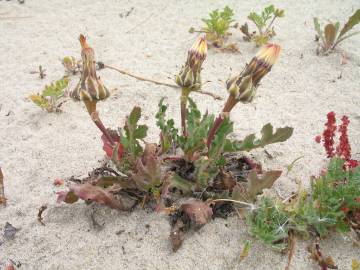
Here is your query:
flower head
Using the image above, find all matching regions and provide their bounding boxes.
[175,36,207,90]
[187,36,207,72]
[244,43,281,86]
[70,34,110,111]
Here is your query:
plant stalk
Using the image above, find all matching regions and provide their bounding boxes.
[91,111,115,146]
[206,94,237,149]
[0,167,6,205]
[180,87,191,136]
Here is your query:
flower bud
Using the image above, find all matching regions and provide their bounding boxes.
[226,75,255,103]
[187,36,207,72]
[70,34,110,103]
[175,36,207,90]
[243,43,281,87]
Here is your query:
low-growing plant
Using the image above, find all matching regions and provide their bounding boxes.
[240,5,284,47]
[29,78,69,112]
[247,112,359,255]
[314,9,360,55]
[55,34,293,251]
[189,6,238,50]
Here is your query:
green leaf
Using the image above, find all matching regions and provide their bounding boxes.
[134,125,148,139]
[129,106,141,126]
[42,78,69,98]
[155,98,179,153]
[232,170,282,202]
[208,117,233,161]
[338,9,360,39]
[231,124,293,152]
[194,157,219,189]
[201,6,234,38]
[313,17,325,44]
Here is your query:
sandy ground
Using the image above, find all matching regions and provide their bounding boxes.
[0,0,360,269]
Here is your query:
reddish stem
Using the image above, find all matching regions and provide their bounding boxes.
[206,95,237,149]
[91,111,115,146]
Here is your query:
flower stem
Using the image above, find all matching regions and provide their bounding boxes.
[206,94,237,149]
[180,87,191,136]
[91,111,115,146]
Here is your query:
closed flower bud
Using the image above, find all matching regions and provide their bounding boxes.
[237,75,255,103]
[187,36,207,72]
[243,43,281,87]
[226,75,255,103]
[175,36,207,91]
[70,34,110,103]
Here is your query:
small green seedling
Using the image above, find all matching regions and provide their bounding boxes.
[241,5,284,46]
[29,78,69,112]
[190,6,236,49]
[314,9,360,54]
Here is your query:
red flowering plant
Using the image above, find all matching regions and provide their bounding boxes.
[312,112,360,235]
[54,35,294,251]
[315,111,358,168]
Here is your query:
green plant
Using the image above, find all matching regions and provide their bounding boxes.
[247,157,360,251]
[201,6,235,47]
[56,35,292,252]
[29,78,69,112]
[247,197,290,251]
[314,9,360,54]
[240,5,284,46]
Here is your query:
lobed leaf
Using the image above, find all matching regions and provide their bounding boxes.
[230,123,293,152]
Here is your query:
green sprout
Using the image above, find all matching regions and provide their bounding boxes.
[190,6,236,48]
[29,78,69,112]
[314,9,360,54]
[240,5,284,46]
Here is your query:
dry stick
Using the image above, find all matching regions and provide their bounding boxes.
[0,167,6,205]
[101,64,222,100]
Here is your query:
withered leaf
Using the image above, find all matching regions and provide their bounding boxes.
[324,24,337,47]
[57,183,125,210]
[179,198,213,227]
[170,219,185,252]
[233,170,282,201]
[132,143,161,191]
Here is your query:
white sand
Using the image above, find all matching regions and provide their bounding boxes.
[0,0,359,269]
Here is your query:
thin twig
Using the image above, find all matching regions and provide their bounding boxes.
[211,198,255,208]
[0,167,6,205]
[101,63,222,100]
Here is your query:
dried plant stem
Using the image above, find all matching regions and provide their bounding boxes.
[180,88,191,136]
[206,94,237,148]
[211,199,254,208]
[101,63,222,100]
[0,167,6,205]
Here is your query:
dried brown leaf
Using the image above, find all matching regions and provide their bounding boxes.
[57,183,127,210]
[179,198,213,226]
[170,219,185,252]
[324,24,337,47]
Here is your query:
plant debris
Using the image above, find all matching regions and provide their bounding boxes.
[4,222,18,240]
[37,204,48,226]
[307,238,338,270]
